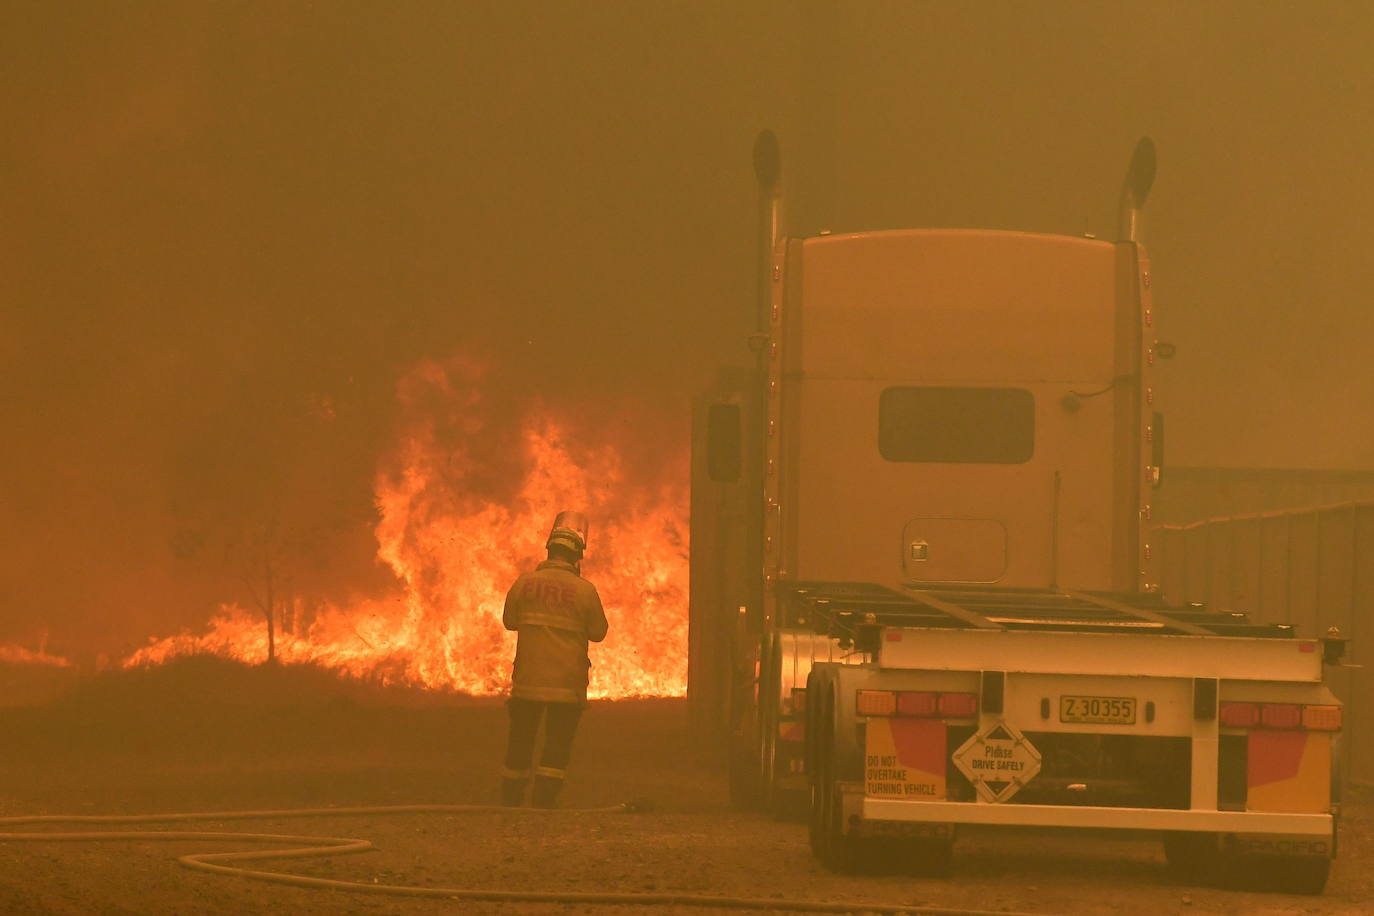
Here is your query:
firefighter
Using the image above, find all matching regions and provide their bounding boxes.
[499,511,608,808]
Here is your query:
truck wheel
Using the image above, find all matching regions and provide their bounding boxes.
[1224,855,1330,895]
[727,637,763,811]
[769,785,809,822]
[758,633,781,804]
[895,837,954,878]
[1162,831,1221,884]
[1264,856,1330,895]
[811,781,878,873]
[728,739,761,810]
[808,686,878,873]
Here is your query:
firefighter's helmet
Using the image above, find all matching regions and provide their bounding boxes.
[546,510,589,556]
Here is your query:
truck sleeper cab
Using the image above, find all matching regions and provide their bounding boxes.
[687,135,1343,893]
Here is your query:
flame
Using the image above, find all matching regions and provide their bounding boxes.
[123,358,689,699]
[0,643,72,668]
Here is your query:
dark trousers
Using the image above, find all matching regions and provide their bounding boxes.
[503,697,584,779]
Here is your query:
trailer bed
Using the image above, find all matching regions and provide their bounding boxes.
[786,581,1298,640]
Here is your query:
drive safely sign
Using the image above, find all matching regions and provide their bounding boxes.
[952,720,1041,803]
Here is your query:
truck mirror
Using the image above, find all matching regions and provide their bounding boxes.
[707,404,742,483]
[1322,627,1346,665]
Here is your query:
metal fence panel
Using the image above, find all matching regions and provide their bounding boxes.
[1205,521,1233,611]
[1257,513,1290,626]
[1154,501,1372,784]
[1316,506,1356,636]
[1285,510,1320,638]
[1160,526,1187,605]
[1228,517,1262,617]
[1183,524,1209,605]
[1347,506,1374,785]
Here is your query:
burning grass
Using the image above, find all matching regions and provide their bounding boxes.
[73,654,485,713]
[122,358,689,700]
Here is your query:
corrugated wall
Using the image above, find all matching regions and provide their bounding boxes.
[1154,467,1374,526]
[1155,501,1371,785]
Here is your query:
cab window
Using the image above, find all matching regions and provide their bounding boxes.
[879,386,1034,464]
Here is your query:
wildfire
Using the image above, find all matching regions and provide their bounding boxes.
[124,359,689,699]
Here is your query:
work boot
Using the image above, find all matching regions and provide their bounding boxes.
[501,776,529,807]
[530,773,564,809]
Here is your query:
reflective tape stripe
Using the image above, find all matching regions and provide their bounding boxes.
[500,767,532,780]
[533,766,566,780]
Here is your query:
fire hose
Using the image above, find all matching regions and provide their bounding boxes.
[0,804,1046,915]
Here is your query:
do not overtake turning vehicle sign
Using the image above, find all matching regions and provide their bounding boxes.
[952,720,1042,803]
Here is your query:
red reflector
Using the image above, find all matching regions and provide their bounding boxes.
[1299,642,1316,653]
[856,690,896,717]
[896,691,938,716]
[1219,702,1259,728]
[1302,705,1342,731]
[938,692,979,717]
[1260,703,1302,729]
[885,631,903,642]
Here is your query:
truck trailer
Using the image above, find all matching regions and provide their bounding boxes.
[688,132,1346,893]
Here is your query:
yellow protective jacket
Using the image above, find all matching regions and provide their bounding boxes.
[503,558,608,703]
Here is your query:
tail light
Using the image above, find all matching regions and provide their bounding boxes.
[1259,704,1302,729]
[896,691,937,716]
[1219,701,1340,731]
[1302,705,1342,731]
[856,690,897,717]
[1219,702,1259,728]
[856,690,979,718]
[938,692,979,717]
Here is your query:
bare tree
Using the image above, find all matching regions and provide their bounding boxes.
[227,513,314,665]
[166,381,384,666]
[237,537,280,664]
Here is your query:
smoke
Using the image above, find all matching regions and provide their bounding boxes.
[0,2,785,663]
[5,2,1372,664]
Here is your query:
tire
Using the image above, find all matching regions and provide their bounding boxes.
[726,636,762,811]
[1265,856,1330,895]
[895,837,955,878]
[760,639,808,822]
[758,633,780,806]
[768,784,809,822]
[728,738,761,810]
[808,685,879,873]
[1162,831,1221,884]
[1224,855,1330,895]
[807,769,826,857]
[1164,832,1331,894]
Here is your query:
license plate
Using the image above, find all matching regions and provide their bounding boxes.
[1060,695,1136,725]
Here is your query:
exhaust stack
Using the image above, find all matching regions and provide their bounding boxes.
[753,130,784,336]
[1116,137,1157,243]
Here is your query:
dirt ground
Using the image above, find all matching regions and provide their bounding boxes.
[0,659,1369,916]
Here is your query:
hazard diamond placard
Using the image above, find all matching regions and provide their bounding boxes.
[951,720,1041,803]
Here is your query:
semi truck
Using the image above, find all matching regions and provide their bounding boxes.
[687,132,1346,893]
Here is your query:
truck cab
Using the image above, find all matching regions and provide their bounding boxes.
[766,227,1151,595]
[688,134,1343,893]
